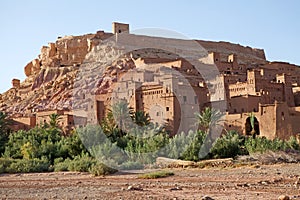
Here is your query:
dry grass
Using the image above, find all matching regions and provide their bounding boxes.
[138,171,174,179]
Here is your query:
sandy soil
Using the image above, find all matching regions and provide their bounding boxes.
[0,163,300,200]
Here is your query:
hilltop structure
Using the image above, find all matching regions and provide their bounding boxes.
[1,22,300,140]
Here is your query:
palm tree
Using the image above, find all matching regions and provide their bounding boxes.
[49,113,62,128]
[194,107,224,159]
[194,107,223,134]
[111,101,132,131]
[249,112,257,138]
[131,110,151,127]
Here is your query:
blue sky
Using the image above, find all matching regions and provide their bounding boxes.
[0,0,299,93]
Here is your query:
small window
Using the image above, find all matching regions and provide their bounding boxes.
[183,96,187,103]
[166,107,169,111]
[156,112,160,116]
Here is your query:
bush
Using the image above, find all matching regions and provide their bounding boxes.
[54,154,97,172]
[286,136,300,151]
[138,171,174,179]
[180,130,206,161]
[210,131,247,158]
[246,137,282,154]
[89,163,118,176]
[0,158,13,173]
[244,136,300,154]
[67,155,96,172]
[0,158,50,173]
[3,127,87,164]
[8,159,50,173]
[54,158,71,172]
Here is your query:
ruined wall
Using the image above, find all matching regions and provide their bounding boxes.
[262,62,300,86]
[112,22,129,34]
[197,40,267,64]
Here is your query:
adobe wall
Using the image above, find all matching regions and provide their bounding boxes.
[11,116,36,131]
[197,40,267,64]
[293,87,300,106]
[228,95,260,113]
[275,102,295,140]
[262,62,300,86]
[225,113,245,134]
[225,105,277,139]
[112,22,129,34]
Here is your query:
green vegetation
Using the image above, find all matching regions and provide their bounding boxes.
[245,136,300,154]
[138,170,174,179]
[0,112,11,154]
[0,106,299,175]
[89,163,118,176]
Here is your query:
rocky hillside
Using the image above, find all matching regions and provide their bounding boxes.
[0,29,268,117]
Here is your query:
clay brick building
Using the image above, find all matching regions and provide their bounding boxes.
[212,55,300,140]
[11,110,87,134]
[5,22,300,140]
[80,23,300,140]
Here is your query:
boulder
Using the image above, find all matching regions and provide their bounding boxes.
[24,59,41,77]
[278,195,290,200]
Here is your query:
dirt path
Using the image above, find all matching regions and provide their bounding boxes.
[0,163,300,199]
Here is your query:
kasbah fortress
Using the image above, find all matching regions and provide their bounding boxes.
[1,22,300,141]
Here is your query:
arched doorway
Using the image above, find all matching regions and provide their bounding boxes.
[245,117,260,137]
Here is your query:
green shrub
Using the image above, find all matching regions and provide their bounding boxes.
[6,158,50,173]
[210,131,247,158]
[0,158,13,173]
[54,154,97,172]
[3,127,86,164]
[67,155,96,172]
[244,136,300,154]
[286,136,300,150]
[180,130,206,161]
[138,171,174,179]
[54,158,71,172]
[246,137,280,154]
[89,163,118,176]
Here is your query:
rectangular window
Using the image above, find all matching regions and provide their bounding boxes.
[194,96,198,104]
[183,96,187,103]
[166,107,169,111]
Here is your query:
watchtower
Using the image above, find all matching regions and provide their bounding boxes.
[112,22,129,34]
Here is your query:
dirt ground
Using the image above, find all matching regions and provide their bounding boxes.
[0,163,300,200]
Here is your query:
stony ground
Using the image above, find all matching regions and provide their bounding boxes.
[0,163,300,200]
